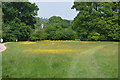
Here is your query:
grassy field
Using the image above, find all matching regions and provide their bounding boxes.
[2,41,118,78]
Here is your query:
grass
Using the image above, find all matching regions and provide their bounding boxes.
[2,41,118,78]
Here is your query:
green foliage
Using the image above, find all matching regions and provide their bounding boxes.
[48,16,71,28]
[18,25,32,41]
[2,2,39,28]
[3,18,32,41]
[45,23,62,40]
[62,28,78,40]
[30,30,48,41]
[72,2,120,41]
[48,16,62,23]
[2,2,39,42]
[51,29,64,40]
[61,19,71,28]
[87,32,100,41]
[34,17,48,31]
[44,16,77,40]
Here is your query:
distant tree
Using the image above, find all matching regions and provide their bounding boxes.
[30,30,48,41]
[44,16,77,40]
[62,28,78,40]
[31,16,73,41]
[45,23,63,40]
[48,16,72,28]
[48,16,62,24]
[34,17,48,31]
[61,19,71,28]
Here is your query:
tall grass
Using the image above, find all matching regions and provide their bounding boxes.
[2,41,118,78]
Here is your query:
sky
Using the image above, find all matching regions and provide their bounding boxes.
[29,0,79,20]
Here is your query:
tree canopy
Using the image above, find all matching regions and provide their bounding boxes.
[2,2,39,41]
[72,2,120,41]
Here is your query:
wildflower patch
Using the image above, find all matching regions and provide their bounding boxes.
[19,42,36,44]
[43,40,91,43]
[23,49,76,54]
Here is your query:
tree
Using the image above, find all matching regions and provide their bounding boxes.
[34,17,48,31]
[61,19,71,28]
[62,28,78,40]
[44,16,77,40]
[47,16,72,28]
[30,30,48,41]
[72,2,120,41]
[3,18,32,41]
[48,16,62,24]
[2,2,39,29]
[45,23,63,40]
[2,2,39,41]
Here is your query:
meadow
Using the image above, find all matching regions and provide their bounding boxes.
[2,41,118,78]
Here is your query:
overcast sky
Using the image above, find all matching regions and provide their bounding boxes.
[29,0,78,20]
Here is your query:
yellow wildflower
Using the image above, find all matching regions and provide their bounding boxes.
[19,41,36,44]
[23,49,76,54]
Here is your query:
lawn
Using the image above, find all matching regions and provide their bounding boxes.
[2,41,118,78]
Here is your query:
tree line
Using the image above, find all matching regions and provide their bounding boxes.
[2,2,120,42]
[30,16,77,41]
